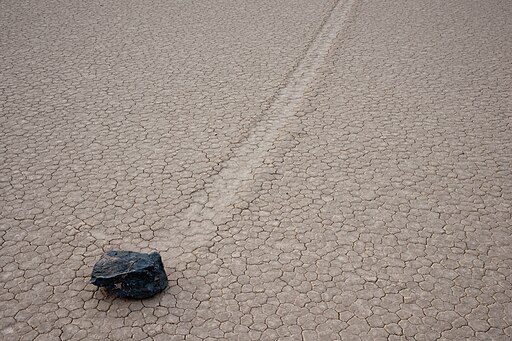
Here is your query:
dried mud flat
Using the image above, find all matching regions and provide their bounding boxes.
[1,0,511,340]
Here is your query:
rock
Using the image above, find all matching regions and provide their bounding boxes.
[91,250,168,299]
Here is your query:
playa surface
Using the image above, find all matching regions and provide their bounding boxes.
[1,0,511,340]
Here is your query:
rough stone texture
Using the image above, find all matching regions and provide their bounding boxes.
[1,0,511,340]
[91,251,168,299]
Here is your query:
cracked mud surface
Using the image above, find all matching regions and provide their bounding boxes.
[1,0,511,340]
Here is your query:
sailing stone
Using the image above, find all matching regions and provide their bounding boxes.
[91,250,168,299]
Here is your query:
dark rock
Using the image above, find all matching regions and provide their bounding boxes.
[91,250,168,299]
